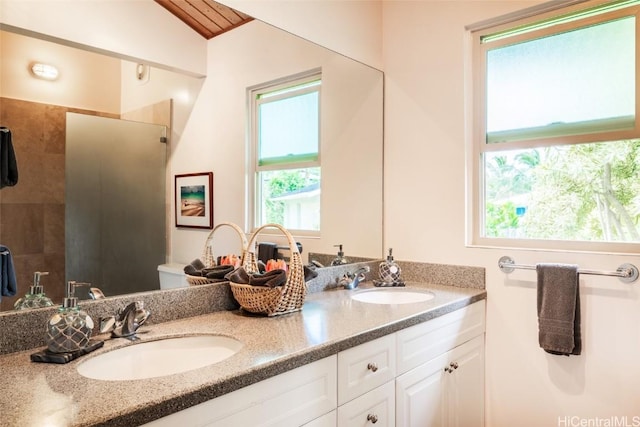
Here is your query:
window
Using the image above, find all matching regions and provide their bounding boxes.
[249,71,321,232]
[470,0,640,252]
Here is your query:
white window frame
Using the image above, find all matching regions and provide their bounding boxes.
[466,0,640,253]
[247,69,322,235]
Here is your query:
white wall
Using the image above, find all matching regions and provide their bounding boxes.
[5,0,640,421]
[0,0,206,77]
[217,0,383,70]
[382,1,640,425]
[170,20,383,264]
[1,30,121,113]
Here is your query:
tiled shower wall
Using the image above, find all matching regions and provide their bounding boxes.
[0,98,117,311]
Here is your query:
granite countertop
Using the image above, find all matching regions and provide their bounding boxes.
[0,282,486,427]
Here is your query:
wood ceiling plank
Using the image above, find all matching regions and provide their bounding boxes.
[191,0,234,28]
[173,0,224,34]
[155,0,253,39]
[155,0,216,39]
[202,0,245,25]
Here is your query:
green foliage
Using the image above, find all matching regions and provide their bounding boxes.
[485,201,520,237]
[262,168,320,225]
[484,139,640,242]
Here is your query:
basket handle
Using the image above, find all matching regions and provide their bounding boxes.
[201,222,249,267]
[243,223,301,272]
[246,223,299,254]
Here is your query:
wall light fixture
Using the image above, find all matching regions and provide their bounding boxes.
[30,62,59,80]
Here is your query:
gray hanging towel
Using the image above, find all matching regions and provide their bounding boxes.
[536,263,581,356]
[0,245,18,300]
[1,127,19,188]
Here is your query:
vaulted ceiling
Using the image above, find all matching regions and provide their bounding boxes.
[154,0,254,39]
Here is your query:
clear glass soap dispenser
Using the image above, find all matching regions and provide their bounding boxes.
[46,281,94,353]
[14,271,54,310]
[379,248,402,285]
[331,244,349,266]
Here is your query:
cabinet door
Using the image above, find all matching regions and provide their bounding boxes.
[448,335,484,427]
[396,335,485,427]
[338,381,395,427]
[396,352,448,427]
[338,334,396,405]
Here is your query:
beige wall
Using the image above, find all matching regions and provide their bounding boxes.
[3,0,640,422]
[382,1,640,424]
[0,0,206,77]
[170,20,383,263]
[217,0,383,70]
[1,31,121,114]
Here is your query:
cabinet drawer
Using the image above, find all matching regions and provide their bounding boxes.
[144,355,337,427]
[338,381,395,427]
[338,334,396,405]
[396,300,485,375]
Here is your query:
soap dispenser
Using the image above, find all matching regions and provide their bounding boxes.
[378,248,402,285]
[46,281,95,353]
[14,271,54,310]
[331,244,349,266]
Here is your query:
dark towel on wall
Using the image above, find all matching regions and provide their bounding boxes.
[0,127,19,188]
[536,263,581,356]
[0,245,18,300]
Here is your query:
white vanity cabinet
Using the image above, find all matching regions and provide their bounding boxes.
[303,410,337,426]
[335,300,486,427]
[337,381,395,426]
[337,334,396,426]
[144,300,485,427]
[395,301,486,427]
[396,335,484,427]
[144,355,337,427]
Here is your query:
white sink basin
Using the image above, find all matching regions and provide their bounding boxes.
[77,335,243,381]
[352,289,435,305]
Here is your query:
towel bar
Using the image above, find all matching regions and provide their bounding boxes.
[498,256,639,283]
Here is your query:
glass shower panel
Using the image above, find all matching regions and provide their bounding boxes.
[66,113,166,297]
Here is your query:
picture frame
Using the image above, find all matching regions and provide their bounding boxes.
[175,172,213,229]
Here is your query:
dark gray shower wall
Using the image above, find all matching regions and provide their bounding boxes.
[65,113,167,298]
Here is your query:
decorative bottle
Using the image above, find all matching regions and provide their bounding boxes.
[379,248,402,285]
[331,244,349,266]
[46,281,94,353]
[14,271,54,310]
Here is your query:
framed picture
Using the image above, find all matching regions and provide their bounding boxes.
[175,172,213,229]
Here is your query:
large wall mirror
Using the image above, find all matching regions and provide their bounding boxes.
[0,7,383,312]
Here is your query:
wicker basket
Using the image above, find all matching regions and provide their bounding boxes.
[229,223,306,316]
[185,222,248,286]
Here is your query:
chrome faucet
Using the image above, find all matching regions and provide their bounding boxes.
[339,265,371,290]
[100,301,150,339]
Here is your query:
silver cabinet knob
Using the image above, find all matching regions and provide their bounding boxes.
[367,414,379,424]
[367,362,378,372]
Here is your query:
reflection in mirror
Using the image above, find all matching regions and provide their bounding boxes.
[170,19,384,268]
[0,14,383,312]
[65,114,167,298]
[0,29,203,310]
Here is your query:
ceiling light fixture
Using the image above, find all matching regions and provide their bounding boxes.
[30,62,59,80]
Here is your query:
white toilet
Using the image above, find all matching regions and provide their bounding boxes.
[157,263,188,289]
